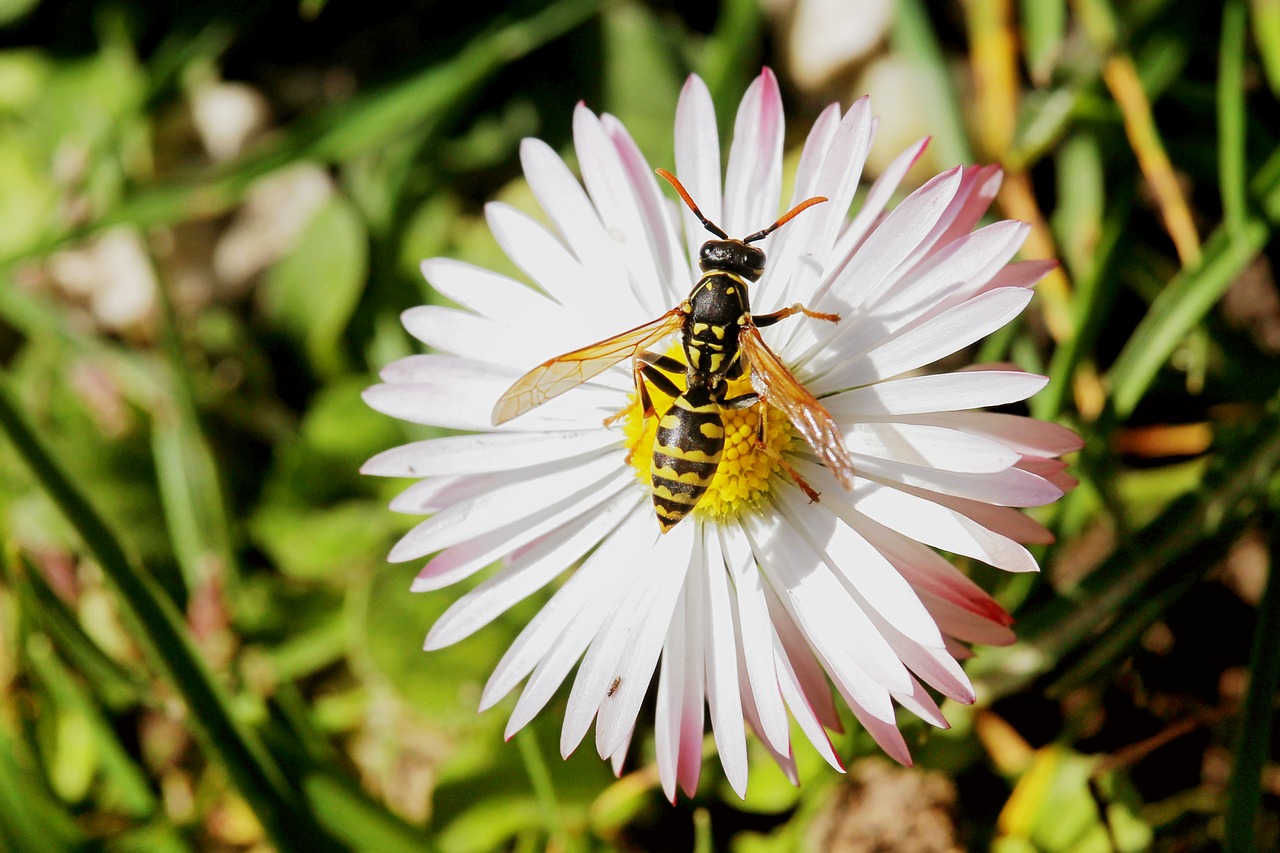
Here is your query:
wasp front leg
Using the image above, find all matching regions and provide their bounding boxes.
[752,303,840,327]
[604,351,684,426]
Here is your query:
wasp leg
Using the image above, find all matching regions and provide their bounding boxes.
[752,303,841,327]
[637,351,685,377]
[604,351,683,427]
[745,400,822,502]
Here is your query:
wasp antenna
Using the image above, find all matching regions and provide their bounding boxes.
[656,168,729,240]
[742,196,828,244]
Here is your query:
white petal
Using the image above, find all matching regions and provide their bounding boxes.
[843,421,1022,474]
[937,164,1004,246]
[719,523,790,755]
[859,220,1030,328]
[674,74,723,271]
[854,454,1063,509]
[424,489,638,649]
[770,98,872,313]
[602,113,688,308]
[835,136,930,258]
[594,521,696,758]
[420,256,562,329]
[910,410,1084,457]
[700,525,748,797]
[361,429,618,478]
[485,504,652,715]
[825,473,1039,573]
[774,482,945,649]
[399,306,542,368]
[654,586,687,802]
[824,370,1047,418]
[410,470,636,590]
[744,513,910,705]
[388,474,485,515]
[558,520,685,756]
[390,452,621,562]
[723,69,783,238]
[365,362,620,433]
[519,136,634,294]
[574,104,665,315]
[987,258,1058,290]
[771,629,844,772]
[675,559,708,798]
[891,675,948,728]
[875,618,975,703]
[485,203,640,329]
[786,167,964,366]
[610,724,634,777]
[809,287,1035,391]
[766,582,842,732]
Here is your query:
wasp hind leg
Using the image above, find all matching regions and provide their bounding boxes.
[752,303,840,327]
[735,399,822,503]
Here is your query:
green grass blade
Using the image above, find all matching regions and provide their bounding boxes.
[0,380,337,852]
[1252,0,1280,95]
[1020,0,1066,84]
[1224,523,1280,852]
[892,0,975,167]
[1219,0,1249,237]
[1106,217,1270,419]
[9,554,150,710]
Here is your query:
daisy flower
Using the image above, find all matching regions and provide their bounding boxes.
[362,68,1080,800]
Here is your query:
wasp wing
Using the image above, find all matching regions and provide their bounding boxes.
[491,308,685,425]
[739,324,857,488]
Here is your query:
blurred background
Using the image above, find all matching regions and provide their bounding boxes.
[0,0,1278,850]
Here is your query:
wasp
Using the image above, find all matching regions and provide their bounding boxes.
[492,169,856,532]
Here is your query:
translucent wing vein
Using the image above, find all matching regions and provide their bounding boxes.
[492,309,685,425]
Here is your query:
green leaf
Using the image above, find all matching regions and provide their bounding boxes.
[261,194,369,377]
[251,500,396,580]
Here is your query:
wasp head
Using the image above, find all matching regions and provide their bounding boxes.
[699,239,766,280]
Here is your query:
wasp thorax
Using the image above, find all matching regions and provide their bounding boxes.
[698,240,766,280]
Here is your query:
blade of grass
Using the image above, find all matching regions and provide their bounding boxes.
[24,632,158,816]
[515,728,567,849]
[893,0,975,168]
[0,729,86,853]
[1219,0,1249,238]
[698,0,764,121]
[1224,521,1280,852]
[0,380,338,852]
[8,554,150,711]
[151,255,238,595]
[1019,0,1067,85]
[1077,0,1202,266]
[1106,217,1271,419]
[1252,0,1280,95]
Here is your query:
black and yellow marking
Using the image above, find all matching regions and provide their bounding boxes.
[649,387,725,532]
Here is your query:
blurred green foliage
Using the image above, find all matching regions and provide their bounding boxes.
[0,0,1278,850]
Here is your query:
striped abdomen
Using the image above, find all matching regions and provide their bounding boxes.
[650,386,725,533]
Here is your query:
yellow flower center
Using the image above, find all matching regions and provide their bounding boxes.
[618,348,796,521]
